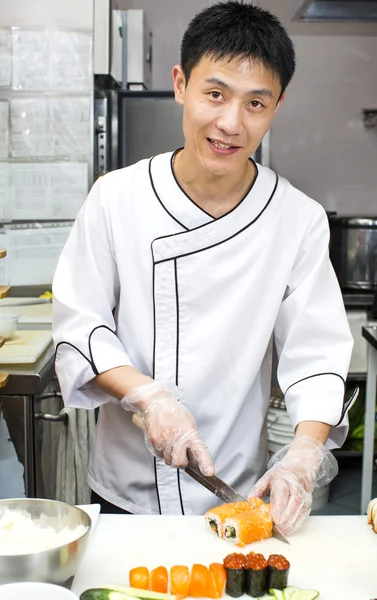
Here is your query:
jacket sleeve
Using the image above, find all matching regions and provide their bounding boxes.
[52,176,133,409]
[274,204,354,449]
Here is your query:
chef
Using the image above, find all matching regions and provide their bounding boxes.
[52,0,354,534]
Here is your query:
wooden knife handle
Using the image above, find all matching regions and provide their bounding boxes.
[132,413,145,430]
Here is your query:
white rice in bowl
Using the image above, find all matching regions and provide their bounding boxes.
[0,509,88,555]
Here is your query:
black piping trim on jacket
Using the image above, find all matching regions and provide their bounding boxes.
[153,173,278,265]
[170,149,259,221]
[174,258,185,515]
[284,372,346,396]
[54,324,118,376]
[148,157,189,231]
[151,258,162,515]
[334,387,358,427]
[54,341,93,367]
[88,324,117,376]
[284,372,348,427]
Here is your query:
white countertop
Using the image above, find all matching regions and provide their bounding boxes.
[71,515,377,600]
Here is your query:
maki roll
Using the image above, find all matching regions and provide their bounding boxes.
[244,552,268,598]
[223,552,246,597]
[268,554,290,590]
[223,507,273,547]
[205,499,262,538]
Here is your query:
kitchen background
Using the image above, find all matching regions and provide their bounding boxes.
[0,0,376,514]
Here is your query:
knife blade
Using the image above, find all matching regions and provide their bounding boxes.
[131,413,289,544]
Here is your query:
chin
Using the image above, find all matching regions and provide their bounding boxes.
[202,156,238,178]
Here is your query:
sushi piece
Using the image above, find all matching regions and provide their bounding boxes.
[223,552,246,597]
[129,566,150,590]
[205,498,264,538]
[223,507,273,547]
[244,552,268,598]
[189,564,209,597]
[267,554,290,590]
[170,565,190,599]
[207,563,226,599]
[151,566,168,593]
[367,498,377,532]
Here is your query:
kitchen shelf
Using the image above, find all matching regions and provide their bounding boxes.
[347,372,367,381]
[343,293,375,307]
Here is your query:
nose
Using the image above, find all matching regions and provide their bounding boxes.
[216,101,243,137]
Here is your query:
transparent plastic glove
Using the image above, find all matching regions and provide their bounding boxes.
[248,436,338,535]
[121,381,214,476]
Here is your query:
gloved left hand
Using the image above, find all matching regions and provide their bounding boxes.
[248,436,338,535]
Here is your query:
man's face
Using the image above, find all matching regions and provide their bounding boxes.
[173,55,284,177]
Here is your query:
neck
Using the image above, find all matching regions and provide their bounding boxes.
[173,147,255,218]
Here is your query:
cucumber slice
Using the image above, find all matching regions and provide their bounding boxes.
[283,587,301,600]
[290,591,319,600]
[80,590,136,600]
[100,586,176,600]
[269,590,285,600]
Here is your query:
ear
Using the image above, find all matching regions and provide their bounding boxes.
[274,91,286,115]
[172,65,186,106]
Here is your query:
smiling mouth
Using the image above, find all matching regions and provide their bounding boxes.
[208,138,239,150]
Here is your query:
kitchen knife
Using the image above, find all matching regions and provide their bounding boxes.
[131,413,289,544]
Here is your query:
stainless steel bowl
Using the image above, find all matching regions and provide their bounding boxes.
[0,498,91,585]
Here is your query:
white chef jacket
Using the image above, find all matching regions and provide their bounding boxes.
[52,151,354,515]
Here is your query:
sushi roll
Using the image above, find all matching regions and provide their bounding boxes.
[244,552,268,598]
[267,554,290,590]
[367,498,377,532]
[222,507,273,547]
[205,498,264,538]
[223,552,246,597]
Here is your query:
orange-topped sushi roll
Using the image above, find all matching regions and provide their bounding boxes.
[205,497,264,538]
[223,507,273,547]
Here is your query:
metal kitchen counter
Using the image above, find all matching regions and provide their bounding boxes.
[361,325,377,513]
[0,341,56,498]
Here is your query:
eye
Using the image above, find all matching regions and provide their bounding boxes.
[209,91,223,100]
[249,100,264,109]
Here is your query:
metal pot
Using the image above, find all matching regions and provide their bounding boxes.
[329,216,377,291]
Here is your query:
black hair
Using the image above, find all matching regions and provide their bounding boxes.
[181,0,296,95]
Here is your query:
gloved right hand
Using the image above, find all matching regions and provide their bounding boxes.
[121,380,214,476]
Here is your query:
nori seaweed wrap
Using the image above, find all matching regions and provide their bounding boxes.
[244,552,268,598]
[267,554,290,590]
[223,553,246,597]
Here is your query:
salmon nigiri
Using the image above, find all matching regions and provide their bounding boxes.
[129,566,150,590]
[189,564,209,597]
[151,566,168,593]
[170,565,190,599]
[207,563,226,599]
